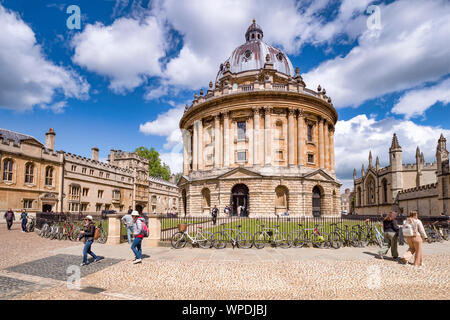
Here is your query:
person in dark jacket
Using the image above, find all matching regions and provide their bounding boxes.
[212,205,218,225]
[378,211,400,260]
[20,210,28,232]
[77,215,100,266]
[4,209,15,230]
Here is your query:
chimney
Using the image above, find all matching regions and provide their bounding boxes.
[91,147,99,161]
[170,174,175,184]
[45,128,55,151]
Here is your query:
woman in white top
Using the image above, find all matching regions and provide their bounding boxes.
[401,210,428,266]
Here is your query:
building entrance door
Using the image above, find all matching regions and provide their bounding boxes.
[42,204,52,212]
[231,184,249,216]
[312,186,322,217]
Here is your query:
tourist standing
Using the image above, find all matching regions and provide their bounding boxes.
[212,205,218,225]
[77,215,101,266]
[20,209,28,233]
[378,211,399,259]
[401,210,428,266]
[131,211,144,264]
[4,209,15,231]
[121,211,134,244]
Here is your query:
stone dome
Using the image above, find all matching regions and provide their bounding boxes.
[216,20,295,81]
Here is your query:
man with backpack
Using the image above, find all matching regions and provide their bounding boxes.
[4,209,15,230]
[131,211,148,264]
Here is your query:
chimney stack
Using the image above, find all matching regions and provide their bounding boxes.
[91,147,99,161]
[45,128,55,151]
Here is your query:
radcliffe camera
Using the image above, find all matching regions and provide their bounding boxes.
[0,0,448,311]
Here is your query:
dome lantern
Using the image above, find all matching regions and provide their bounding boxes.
[245,19,263,42]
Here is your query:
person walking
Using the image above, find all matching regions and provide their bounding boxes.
[4,209,15,231]
[20,209,28,233]
[378,211,399,260]
[121,211,134,244]
[212,205,218,225]
[401,210,428,266]
[131,211,144,264]
[77,215,101,266]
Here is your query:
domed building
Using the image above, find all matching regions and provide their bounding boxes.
[178,21,341,217]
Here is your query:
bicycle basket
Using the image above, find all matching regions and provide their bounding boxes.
[178,224,188,232]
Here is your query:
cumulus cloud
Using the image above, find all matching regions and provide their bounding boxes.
[392,78,450,119]
[303,0,450,108]
[334,114,450,190]
[71,15,167,93]
[0,5,89,111]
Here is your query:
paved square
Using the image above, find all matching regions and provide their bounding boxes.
[6,254,123,281]
[0,275,36,300]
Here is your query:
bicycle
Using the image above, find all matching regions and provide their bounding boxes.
[95,221,108,244]
[213,223,253,249]
[253,223,291,249]
[329,223,359,249]
[304,224,330,249]
[171,224,214,249]
[26,216,35,232]
[290,224,309,248]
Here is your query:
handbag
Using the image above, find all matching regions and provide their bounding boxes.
[402,219,416,237]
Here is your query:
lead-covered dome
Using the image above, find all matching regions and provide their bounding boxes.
[216,20,295,81]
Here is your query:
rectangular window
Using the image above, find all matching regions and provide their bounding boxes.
[3,160,13,181]
[106,173,110,179]
[98,190,104,198]
[237,121,246,140]
[71,165,77,172]
[80,203,88,212]
[307,125,313,142]
[308,154,315,164]
[82,188,89,197]
[90,169,94,175]
[105,204,111,211]
[25,164,34,184]
[237,151,246,162]
[23,199,33,209]
[99,171,103,178]
[69,203,80,212]
[96,204,102,212]
[45,167,53,186]
[82,168,86,174]
[276,150,284,161]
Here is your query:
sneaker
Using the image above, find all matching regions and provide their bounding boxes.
[80,262,88,267]
[133,259,142,264]
[94,258,101,263]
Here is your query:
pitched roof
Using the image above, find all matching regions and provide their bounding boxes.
[0,128,42,146]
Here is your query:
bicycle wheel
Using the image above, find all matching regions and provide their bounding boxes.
[292,231,308,248]
[171,232,187,249]
[197,231,214,249]
[71,227,81,241]
[441,228,449,241]
[213,232,227,249]
[329,232,343,249]
[237,232,253,249]
[274,232,291,248]
[349,231,361,247]
[310,233,328,249]
[98,230,108,244]
[253,231,267,249]
[57,230,64,240]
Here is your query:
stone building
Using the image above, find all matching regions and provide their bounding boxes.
[178,21,341,217]
[0,128,180,216]
[353,133,450,216]
[340,188,353,214]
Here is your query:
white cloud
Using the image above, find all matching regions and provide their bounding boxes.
[303,0,450,108]
[71,15,167,93]
[334,114,450,190]
[392,78,450,119]
[0,5,89,111]
[160,151,183,174]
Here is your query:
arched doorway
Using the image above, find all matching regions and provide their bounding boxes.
[231,184,249,216]
[135,205,143,214]
[42,204,52,213]
[275,185,289,215]
[312,186,322,217]
[182,189,187,217]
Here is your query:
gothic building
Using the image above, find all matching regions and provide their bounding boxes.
[353,133,450,216]
[178,21,341,217]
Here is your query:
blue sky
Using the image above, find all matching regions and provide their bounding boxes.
[0,0,449,190]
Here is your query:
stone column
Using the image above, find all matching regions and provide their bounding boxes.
[193,122,198,171]
[324,120,329,170]
[214,114,221,168]
[264,107,272,166]
[253,107,260,166]
[223,112,230,167]
[182,129,191,175]
[143,216,162,247]
[288,108,295,166]
[230,120,235,166]
[197,119,203,170]
[330,126,335,173]
[106,214,122,245]
[318,117,324,168]
[297,110,305,166]
[248,116,254,167]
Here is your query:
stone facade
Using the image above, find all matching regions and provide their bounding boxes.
[0,128,180,216]
[178,22,341,217]
[353,133,450,216]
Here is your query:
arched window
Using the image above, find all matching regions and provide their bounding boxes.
[357,187,362,206]
[275,185,289,214]
[25,163,34,184]
[312,186,322,217]
[45,166,54,186]
[366,176,376,205]
[382,179,388,203]
[202,188,211,213]
[2,159,13,181]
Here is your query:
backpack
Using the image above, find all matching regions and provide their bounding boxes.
[402,219,416,237]
[140,218,149,238]
[94,226,101,240]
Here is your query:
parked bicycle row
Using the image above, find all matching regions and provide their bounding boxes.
[36,218,108,243]
[170,221,449,249]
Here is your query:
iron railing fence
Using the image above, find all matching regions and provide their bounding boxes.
[159,215,382,242]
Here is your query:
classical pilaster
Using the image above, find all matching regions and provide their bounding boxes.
[230,120,236,166]
[223,112,230,167]
[253,107,260,166]
[193,122,198,171]
[288,108,295,166]
[197,119,203,170]
[182,128,191,174]
[297,110,305,166]
[330,125,335,173]
[324,120,329,170]
[214,114,221,168]
[318,117,325,168]
[264,107,272,166]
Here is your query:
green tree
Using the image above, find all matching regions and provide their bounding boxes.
[135,147,171,181]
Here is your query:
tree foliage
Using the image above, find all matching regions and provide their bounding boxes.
[134,147,171,181]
